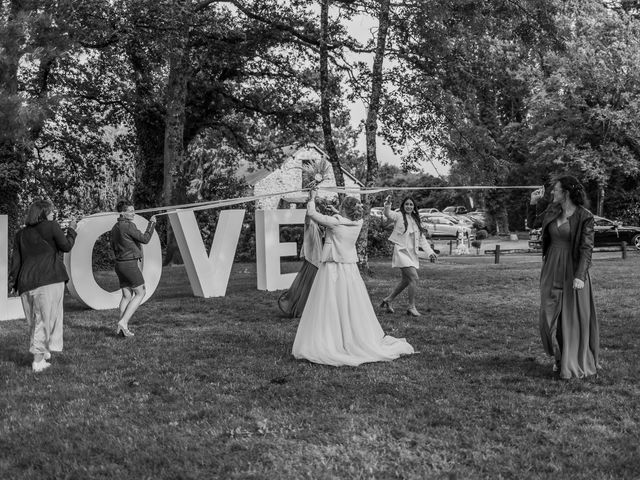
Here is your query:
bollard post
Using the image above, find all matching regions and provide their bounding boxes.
[621,241,627,259]
[494,244,501,264]
[449,240,453,255]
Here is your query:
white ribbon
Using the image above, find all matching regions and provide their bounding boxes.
[83,184,541,219]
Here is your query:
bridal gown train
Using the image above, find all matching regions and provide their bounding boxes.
[292,200,414,367]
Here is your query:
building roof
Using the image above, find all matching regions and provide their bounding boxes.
[236,143,364,187]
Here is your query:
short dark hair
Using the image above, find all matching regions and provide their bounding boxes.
[554,175,588,207]
[24,199,54,226]
[116,199,133,213]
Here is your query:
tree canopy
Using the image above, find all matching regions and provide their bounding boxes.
[2,0,639,243]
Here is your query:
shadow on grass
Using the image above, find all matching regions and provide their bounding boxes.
[459,354,553,379]
[67,319,116,336]
[0,340,31,368]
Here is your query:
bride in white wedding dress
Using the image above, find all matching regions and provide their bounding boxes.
[292,189,415,366]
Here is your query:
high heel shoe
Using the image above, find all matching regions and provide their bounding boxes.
[406,307,421,317]
[116,325,135,337]
[379,300,394,314]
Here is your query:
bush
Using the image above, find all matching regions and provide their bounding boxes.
[92,232,115,271]
[366,216,394,258]
[476,229,489,240]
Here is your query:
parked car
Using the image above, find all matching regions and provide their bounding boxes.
[465,210,488,228]
[370,207,384,218]
[443,206,468,215]
[425,211,463,223]
[455,214,480,228]
[418,208,440,215]
[420,214,473,239]
[529,215,640,250]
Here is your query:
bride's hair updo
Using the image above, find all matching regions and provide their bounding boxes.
[341,196,363,221]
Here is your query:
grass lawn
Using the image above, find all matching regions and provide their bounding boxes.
[1,254,639,479]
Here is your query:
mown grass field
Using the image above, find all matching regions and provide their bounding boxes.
[1,254,639,479]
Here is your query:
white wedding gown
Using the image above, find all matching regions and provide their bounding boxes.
[292,201,414,366]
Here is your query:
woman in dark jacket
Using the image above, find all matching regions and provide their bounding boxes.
[528,175,599,379]
[9,200,77,372]
[110,199,156,337]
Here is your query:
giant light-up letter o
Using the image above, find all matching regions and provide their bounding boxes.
[64,214,162,309]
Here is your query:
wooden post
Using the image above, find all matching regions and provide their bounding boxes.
[449,240,453,255]
[621,241,627,260]
[494,244,501,264]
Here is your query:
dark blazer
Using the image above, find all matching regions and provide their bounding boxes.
[9,220,77,295]
[110,217,155,261]
[527,202,595,281]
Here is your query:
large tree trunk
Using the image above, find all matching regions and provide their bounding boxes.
[163,50,189,208]
[0,0,28,243]
[162,23,190,266]
[357,0,391,272]
[127,42,165,208]
[319,0,344,187]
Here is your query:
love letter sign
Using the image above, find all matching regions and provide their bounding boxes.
[1,209,306,320]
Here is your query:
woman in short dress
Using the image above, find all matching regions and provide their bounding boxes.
[380,196,436,317]
[110,199,156,337]
[292,190,414,366]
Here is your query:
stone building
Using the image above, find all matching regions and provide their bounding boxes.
[237,144,363,210]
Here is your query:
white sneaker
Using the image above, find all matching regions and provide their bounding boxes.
[32,359,51,372]
[44,352,51,360]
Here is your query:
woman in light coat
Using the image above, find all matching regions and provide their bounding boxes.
[380,195,436,317]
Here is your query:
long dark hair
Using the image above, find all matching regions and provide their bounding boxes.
[24,199,54,226]
[554,175,588,207]
[400,196,424,234]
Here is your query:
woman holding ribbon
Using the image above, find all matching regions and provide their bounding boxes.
[110,199,156,337]
[528,175,599,379]
[278,212,324,318]
[380,195,436,317]
[9,200,77,372]
[292,189,414,366]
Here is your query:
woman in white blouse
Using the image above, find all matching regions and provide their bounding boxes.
[380,195,436,317]
[292,189,414,366]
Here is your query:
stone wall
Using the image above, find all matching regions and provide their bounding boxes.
[254,146,361,210]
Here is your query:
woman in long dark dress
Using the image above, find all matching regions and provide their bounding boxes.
[278,214,323,318]
[528,176,599,379]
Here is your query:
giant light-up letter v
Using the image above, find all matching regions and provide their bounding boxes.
[168,209,245,297]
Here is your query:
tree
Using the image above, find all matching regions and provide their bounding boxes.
[510,0,640,213]
[319,0,346,187]
[355,0,392,270]
[383,0,561,233]
[0,0,29,237]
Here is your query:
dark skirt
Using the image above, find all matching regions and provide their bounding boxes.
[278,260,318,318]
[115,259,144,289]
